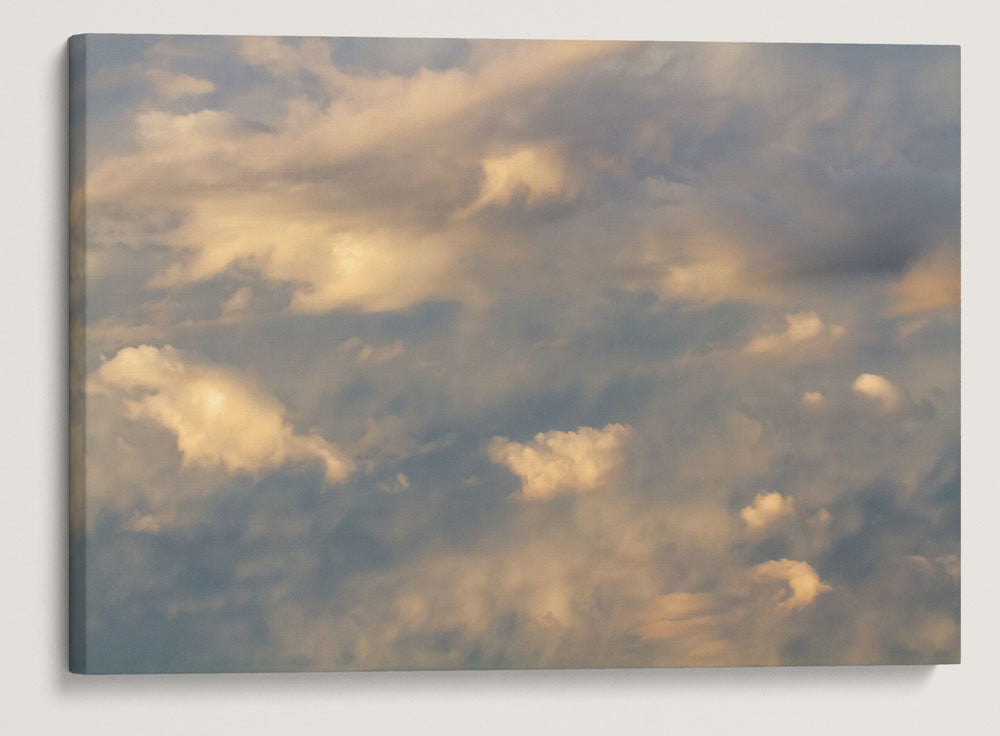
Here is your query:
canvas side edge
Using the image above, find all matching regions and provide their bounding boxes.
[68,33,88,675]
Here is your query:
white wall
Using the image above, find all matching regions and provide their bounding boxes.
[2,1,997,734]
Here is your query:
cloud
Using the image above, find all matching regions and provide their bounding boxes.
[147,69,216,100]
[740,491,795,529]
[630,590,739,666]
[650,242,766,305]
[147,195,479,314]
[457,146,579,216]
[808,508,832,530]
[903,554,960,583]
[896,318,929,340]
[83,40,622,315]
[379,472,410,493]
[752,559,831,611]
[84,40,959,326]
[128,512,161,534]
[633,593,726,640]
[801,391,824,407]
[744,311,843,354]
[259,490,741,670]
[235,36,344,88]
[88,345,354,483]
[220,286,253,317]
[890,246,960,315]
[234,38,620,170]
[661,253,748,303]
[852,373,901,410]
[346,339,405,364]
[488,424,632,500]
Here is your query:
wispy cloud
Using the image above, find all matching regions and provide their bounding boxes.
[744,311,844,354]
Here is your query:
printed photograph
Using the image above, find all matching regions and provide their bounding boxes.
[69,35,960,672]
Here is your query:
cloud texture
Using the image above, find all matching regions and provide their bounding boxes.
[488,424,632,500]
[89,345,354,483]
[72,36,959,672]
[741,492,796,529]
[752,559,831,611]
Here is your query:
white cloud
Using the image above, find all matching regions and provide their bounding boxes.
[744,311,843,354]
[488,423,632,500]
[88,345,354,483]
[852,372,900,410]
[752,559,831,611]
[740,491,795,529]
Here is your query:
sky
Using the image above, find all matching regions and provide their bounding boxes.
[70,35,960,673]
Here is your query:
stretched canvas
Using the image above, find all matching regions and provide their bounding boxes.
[68,35,960,673]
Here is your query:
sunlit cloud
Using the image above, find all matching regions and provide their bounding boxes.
[147,196,479,313]
[653,246,763,305]
[83,40,622,315]
[488,423,632,500]
[752,559,831,611]
[891,246,960,315]
[744,311,844,354]
[852,372,901,410]
[88,345,354,483]
[740,491,795,529]
[457,146,580,216]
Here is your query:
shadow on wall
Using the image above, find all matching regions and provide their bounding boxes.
[57,662,937,695]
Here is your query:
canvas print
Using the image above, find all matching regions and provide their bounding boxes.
[69,35,960,673]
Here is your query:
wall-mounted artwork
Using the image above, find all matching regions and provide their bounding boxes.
[69,35,960,673]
